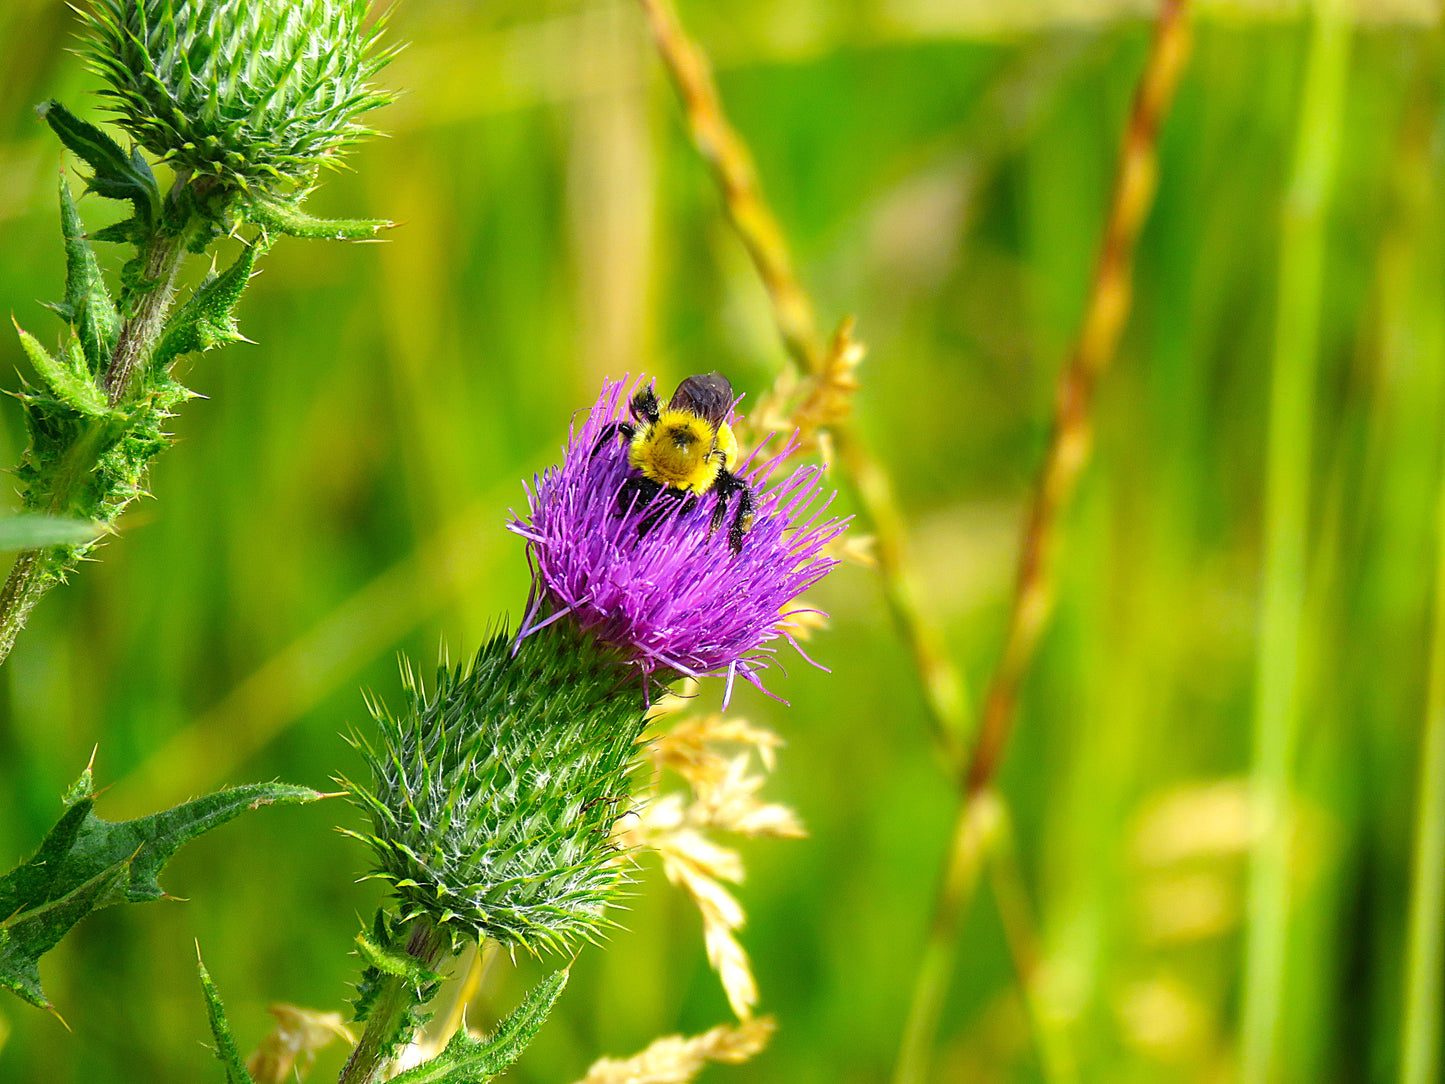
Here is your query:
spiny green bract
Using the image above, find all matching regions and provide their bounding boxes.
[11,311,190,573]
[346,625,651,955]
[79,0,394,194]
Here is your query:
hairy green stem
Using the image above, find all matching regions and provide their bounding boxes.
[338,920,451,1084]
[0,186,201,665]
[0,552,53,663]
[105,225,190,405]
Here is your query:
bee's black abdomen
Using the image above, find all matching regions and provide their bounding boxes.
[617,474,664,518]
[617,474,697,540]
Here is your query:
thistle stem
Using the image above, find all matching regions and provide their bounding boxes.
[105,225,190,405]
[0,180,203,665]
[337,920,451,1084]
[0,552,52,663]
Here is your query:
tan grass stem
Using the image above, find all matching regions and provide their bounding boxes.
[898,3,1190,1081]
[965,0,1190,799]
[635,0,970,763]
[639,0,1186,1078]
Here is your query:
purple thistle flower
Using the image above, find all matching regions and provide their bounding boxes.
[510,377,848,705]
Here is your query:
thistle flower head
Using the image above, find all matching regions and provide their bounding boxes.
[346,625,647,954]
[80,0,394,192]
[510,378,847,704]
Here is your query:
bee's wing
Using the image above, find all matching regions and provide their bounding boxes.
[669,371,735,426]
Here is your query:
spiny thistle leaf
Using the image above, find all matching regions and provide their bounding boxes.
[0,860,129,1011]
[50,178,120,375]
[0,767,325,1010]
[344,624,651,955]
[78,0,396,197]
[351,909,397,1023]
[13,321,107,418]
[0,515,102,552]
[386,970,569,1084]
[349,912,443,1066]
[10,312,190,536]
[197,955,257,1084]
[36,99,159,233]
[243,194,393,241]
[151,239,266,374]
[356,926,443,988]
[88,216,150,246]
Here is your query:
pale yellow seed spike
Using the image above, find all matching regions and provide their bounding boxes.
[621,713,802,1020]
[245,1004,354,1084]
[572,1017,776,1084]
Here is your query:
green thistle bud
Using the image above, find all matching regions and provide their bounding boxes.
[347,624,649,955]
[79,0,394,195]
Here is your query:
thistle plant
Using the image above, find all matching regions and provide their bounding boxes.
[0,369,841,1084]
[2,6,848,1082]
[81,0,390,200]
[334,375,846,1084]
[0,0,395,662]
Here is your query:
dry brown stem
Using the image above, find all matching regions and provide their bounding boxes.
[966,0,1191,798]
[636,0,970,761]
[896,4,1190,1082]
[638,1,1188,1079]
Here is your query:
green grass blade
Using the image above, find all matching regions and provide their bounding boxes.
[1240,2,1353,1080]
[1400,425,1445,1084]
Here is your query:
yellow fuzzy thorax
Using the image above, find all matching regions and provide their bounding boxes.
[630,412,738,494]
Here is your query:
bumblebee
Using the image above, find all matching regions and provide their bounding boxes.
[593,372,755,553]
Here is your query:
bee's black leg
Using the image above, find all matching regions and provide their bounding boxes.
[630,386,661,426]
[708,471,753,554]
[590,421,635,459]
[709,487,731,539]
[728,485,755,554]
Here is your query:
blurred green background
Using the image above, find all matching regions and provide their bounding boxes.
[1,0,1443,1081]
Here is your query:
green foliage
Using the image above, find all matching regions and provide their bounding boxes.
[349,913,439,1057]
[151,241,266,373]
[0,764,324,1010]
[386,970,569,1084]
[343,913,445,1081]
[13,321,109,420]
[4,7,394,641]
[50,179,120,375]
[197,957,257,1084]
[355,914,445,994]
[11,308,188,522]
[78,0,395,197]
[345,625,649,954]
[242,194,393,241]
[36,100,160,241]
